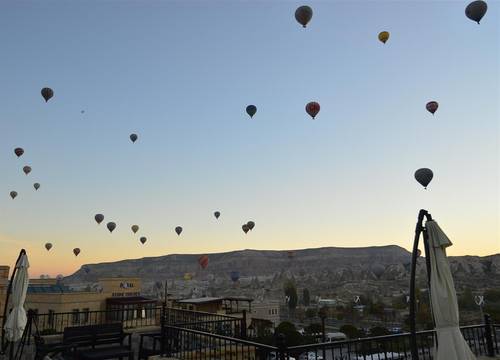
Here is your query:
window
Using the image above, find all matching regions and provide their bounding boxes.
[82,308,90,323]
[72,309,80,324]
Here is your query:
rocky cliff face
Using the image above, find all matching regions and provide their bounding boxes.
[64,246,500,300]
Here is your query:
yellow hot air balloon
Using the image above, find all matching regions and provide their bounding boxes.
[183,272,193,281]
[378,31,390,44]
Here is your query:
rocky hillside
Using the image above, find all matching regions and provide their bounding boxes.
[64,246,500,300]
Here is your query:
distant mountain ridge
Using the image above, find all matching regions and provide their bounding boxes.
[65,246,500,295]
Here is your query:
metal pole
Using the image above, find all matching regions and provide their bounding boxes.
[409,210,428,360]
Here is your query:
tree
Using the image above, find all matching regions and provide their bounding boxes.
[284,280,298,311]
[304,323,322,335]
[302,288,310,306]
[369,326,390,337]
[339,324,362,339]
[275,321,303,347]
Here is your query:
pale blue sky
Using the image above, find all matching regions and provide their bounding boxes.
[0,1,498,276]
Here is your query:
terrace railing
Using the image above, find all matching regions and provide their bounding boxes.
[13,306,246,337]
[160,325,278,360]
[158,318,500,360]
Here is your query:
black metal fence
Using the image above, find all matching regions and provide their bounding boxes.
[160,325,278,360]
[32,307,163,334]
[16,306,246,336]
[159,321,500,360]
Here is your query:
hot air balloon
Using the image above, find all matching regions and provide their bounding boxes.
[56,274,64,281]
[378,31,390,44]
[33,183,40,191]
[41,87,54,102]
[131,225,139,234]
[184,273,193,281]
[242,224,250,234]
[130,134,138,143]
[107,222,116,233]
[175,226,183,236]
[246,105,257,118]
[247,221,255,231]
[295,5,313,28]
[73,248,81,256]
[14,148,24,157]
[214,211,220,219]
[23,166,32,175]
[306,102,320,119]
[371,264,385,278]
[426,101,439,115]
[465,0,487,24]
[95,214,104,224]
[198,255,209,269]
[230,271,240,283]
[140,237,147,244]
[45,243,53,251]
[10,191,18,199]
[414,168,434,189]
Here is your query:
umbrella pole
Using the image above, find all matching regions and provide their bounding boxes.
[409,210,432,360]
[1,249,26,354]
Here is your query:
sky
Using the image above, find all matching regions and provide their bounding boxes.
[0,1,498,278]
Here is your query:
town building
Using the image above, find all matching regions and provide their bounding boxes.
[250,300,280,327]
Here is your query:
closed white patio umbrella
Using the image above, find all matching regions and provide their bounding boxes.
[3,252,30,342]
[426,220,476,360]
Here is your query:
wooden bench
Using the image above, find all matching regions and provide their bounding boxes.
[63,323,133,360]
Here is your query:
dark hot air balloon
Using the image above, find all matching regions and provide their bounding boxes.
[306,102,320,119]
[23,166,32,175]
[247,221,255,231]
[378,31,390,44]
[175,226,183,236]
[214,211,220,219]
[414,168,434,189]
[246,105,257,118]
[371,264,385,278]
[131,225,139,234]
[198,255,209,269]
[95,214,104,224]
[140,237,147,244]
[130,134,138,143]
[242,224,249,234]
[465,0,487,24]
[33,183,40,191]
[41,87,54,102]
[10,191,17,199]
[426,101,439,115]
[295,5,313,28]
[230,271,240,283]
[14,148,24,157]
[73,248,81,256]
[107,222,116,233]
[45,243,53,251]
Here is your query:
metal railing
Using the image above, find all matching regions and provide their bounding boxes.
[157,320,500,360]
[13,306,247,337]
[160,325,278,360]
[33,307,163,334]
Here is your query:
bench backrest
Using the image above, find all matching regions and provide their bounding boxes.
[63,323,124,347]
